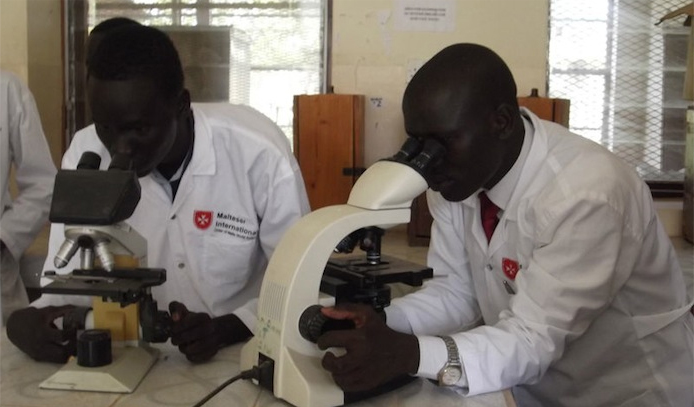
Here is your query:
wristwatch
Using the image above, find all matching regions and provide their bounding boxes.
[437,335,462,386]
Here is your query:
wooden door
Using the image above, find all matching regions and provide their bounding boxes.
[293,94,365,210]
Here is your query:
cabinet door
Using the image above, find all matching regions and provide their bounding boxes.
[407,97,570,246]
[517,96,570,127]
[293,94,365,210]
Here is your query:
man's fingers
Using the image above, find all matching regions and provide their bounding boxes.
[33,342,72,364]
[316,328,363,351]
[171,320,217,346]
[176,331,220,363]
[320,307,359,320]
[168,301,189,322]
[171,318,215,346]
[43,326,75,345]
[321,350,364,376]
[322,303,373,328]
[45,305,77,318]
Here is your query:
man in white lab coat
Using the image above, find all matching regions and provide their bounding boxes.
[0,71,56,324]
[316,43,693,406]
[6,25,310,363]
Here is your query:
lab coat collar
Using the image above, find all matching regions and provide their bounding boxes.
[461,108,546,217]
[485,112,534,212]
[462,108,549,252]
[501,108,550,222]
[186,104,217,176]
[164,105,216,210]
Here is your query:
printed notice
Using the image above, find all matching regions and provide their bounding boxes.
[394,0,456,32]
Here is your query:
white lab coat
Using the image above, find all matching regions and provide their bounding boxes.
[0,71,56,322]
[35,103,310,332]
[387,109,694,406]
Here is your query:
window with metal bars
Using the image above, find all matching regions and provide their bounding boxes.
[548,0,691,196]
[65,0,327,148]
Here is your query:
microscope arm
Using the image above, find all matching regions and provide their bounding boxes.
[251,161,429,407]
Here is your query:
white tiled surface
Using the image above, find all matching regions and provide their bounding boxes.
[6,224,690,407]
[0,331,513,407]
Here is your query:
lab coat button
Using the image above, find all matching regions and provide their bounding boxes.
[171,214,177,220]
[486,264,493,271]
[177,262,185,269]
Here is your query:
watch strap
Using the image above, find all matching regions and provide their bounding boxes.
[437,335,463,386]
[439,335,461,366]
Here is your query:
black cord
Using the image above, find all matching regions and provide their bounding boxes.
[191,362,270,407]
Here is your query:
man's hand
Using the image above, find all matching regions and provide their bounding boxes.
[168,301,252,363]
[6,306,81,363]
[317,303,420,392]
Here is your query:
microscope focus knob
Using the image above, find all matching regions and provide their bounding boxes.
[298,304,355,343]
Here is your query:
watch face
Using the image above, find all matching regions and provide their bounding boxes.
[440,366,462,386]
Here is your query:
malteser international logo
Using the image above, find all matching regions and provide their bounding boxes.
[194,210,213,230]
[502,257,520,280]
[214,212,258,240]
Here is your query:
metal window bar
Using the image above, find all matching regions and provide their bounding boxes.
[65,0,326,146]
[549,0,690,193]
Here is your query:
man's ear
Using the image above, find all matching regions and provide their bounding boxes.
[493,103,517,140]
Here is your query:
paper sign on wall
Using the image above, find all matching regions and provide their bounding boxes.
[394,0,456,32]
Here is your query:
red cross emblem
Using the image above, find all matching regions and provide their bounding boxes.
[502,258,520,280]
[194,210,213,230]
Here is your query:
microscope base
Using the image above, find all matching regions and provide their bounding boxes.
[39,344,159,393]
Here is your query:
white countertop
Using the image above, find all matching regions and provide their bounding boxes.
[0,330,514,407]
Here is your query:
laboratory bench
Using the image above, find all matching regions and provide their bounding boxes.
[5,233,689,407]
[0,330,515,407]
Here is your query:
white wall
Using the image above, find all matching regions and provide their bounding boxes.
[332,0,550,165]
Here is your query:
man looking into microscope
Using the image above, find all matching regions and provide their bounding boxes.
[316,43,693,406]
[7,24,310,363]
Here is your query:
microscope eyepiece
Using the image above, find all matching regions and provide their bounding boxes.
[389,137,422,163]
[384,138,445,178]
[408,139,445,174]
[76,151,102,170]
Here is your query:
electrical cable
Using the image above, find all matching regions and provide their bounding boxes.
[191,361,272,407]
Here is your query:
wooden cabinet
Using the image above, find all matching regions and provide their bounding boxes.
[407,96,571,246]
[293,94,365,210]
[517,94,570,128]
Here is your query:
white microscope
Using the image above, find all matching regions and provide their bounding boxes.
[240,137,444,407]
[38,152,171,393]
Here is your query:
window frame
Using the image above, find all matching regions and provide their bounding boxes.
[63,0,332,146]
[547,0,690,198]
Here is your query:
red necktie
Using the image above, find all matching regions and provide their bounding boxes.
[479,191,500,242]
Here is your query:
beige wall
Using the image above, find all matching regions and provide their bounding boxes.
[332,0,550,165]
[0,0,63,167]
[0,0,30,81]
[1,0,551,179]
[0,0,684,236]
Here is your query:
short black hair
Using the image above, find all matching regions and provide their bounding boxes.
[87,17,141,66]
[88,24,184,100]
[91,17,140,35]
